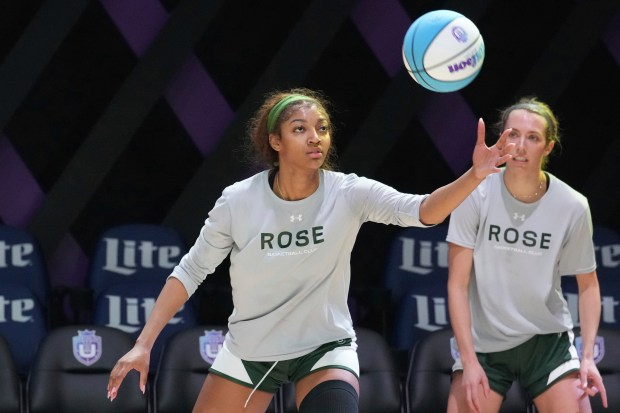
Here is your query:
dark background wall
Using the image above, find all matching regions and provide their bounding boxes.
[1,0,619,312]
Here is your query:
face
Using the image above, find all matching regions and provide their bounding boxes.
[504,109,554,172]
[268,104,331,171]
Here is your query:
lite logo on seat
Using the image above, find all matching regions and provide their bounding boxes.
[398,236,448,275]
[0,296,35,323]
[105,295,185,333]
[0,241,34,268]
[102,238,182,275]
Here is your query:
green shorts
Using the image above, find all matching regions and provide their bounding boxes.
[209,338,359,393]
[452,331,580,398]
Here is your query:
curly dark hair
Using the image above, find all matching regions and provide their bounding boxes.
[243,87,338,171]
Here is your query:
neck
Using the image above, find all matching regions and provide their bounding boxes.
[503,170,546,202]
[275,170,320,201]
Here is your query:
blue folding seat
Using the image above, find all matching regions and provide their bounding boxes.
[382,224,450,350]
[88,224,198,368]
[0,225,50,310]
[591,224,620,278]
[0,283,47,377]
[383,224,449,308]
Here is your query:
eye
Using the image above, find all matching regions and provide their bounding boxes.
[318,124,329,134]
[294,126,305,133]
[507,131,519,139]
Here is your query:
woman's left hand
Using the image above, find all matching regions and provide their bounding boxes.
[578,357,608,407]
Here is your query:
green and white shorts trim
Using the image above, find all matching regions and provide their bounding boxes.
[209,338,359,394]
[451,331,580,398]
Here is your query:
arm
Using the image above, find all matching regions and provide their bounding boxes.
[107,277,189,401]
[447,242,489,412]
[576,271,608,408]
[419,119,513,225]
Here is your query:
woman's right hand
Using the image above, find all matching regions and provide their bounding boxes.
[107,343,151,401]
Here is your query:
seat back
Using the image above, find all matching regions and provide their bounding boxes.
[92,278,198,368]
[281,327,402,413]
[154,325,279,413]
[88,224,197,367]
[405,328,530,413]
[575,327,620,412]
[383,225,450,350]
[0,334,22,413]
[27,325,148,413]
[0,283,47,376]
[88,224,186,294]
[383,225,449,307]
[0,225,49,308]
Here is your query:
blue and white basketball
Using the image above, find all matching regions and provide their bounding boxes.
[402,10,485,93]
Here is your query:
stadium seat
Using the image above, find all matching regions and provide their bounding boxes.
[88,224,198,368]
[0,283,47,377]
[0,225,50,311]
[280,327,402,413]
[391,277,450,351]
[0,334,22,413]
[383,225,450,350]
[88,224,186,295]
[154,325,279,413]
[405,328,530,413]
[0,225,50,377]
[27,325,148,413]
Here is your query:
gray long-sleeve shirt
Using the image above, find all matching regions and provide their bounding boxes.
[171,169,428,361]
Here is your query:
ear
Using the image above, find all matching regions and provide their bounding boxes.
[269,133,281,151]
[544,140,555,155]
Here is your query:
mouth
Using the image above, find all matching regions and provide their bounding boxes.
[512,156,528,162]
[308,148,323,159]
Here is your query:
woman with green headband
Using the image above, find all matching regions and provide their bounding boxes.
[108,87,514,412]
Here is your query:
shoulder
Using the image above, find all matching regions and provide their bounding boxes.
[547,173,589,209]
[222,171,268,201]
[468,171,500,203]
[323,170,368,191]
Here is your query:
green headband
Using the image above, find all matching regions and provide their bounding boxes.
[267,94,315,133]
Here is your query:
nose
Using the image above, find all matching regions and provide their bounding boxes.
[308,130,321,145]
[515,136,526,151]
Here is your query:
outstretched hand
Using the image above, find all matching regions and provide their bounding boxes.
[471,118,514,180]
[107,343,150,401]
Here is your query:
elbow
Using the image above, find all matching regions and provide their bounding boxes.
[419,212,446,226]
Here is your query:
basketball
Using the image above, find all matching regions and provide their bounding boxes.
[402,10,485,93]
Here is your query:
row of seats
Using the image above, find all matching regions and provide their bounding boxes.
[0,223,199,377]
[0,325,392,412]
[2,323,618,412]
[1,222,619,411]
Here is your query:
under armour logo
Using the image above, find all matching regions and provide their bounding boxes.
[513,213,525,222]
[290,214,303,222]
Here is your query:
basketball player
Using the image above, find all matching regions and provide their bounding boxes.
[107,88,512,413]
[446,97,607,413]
